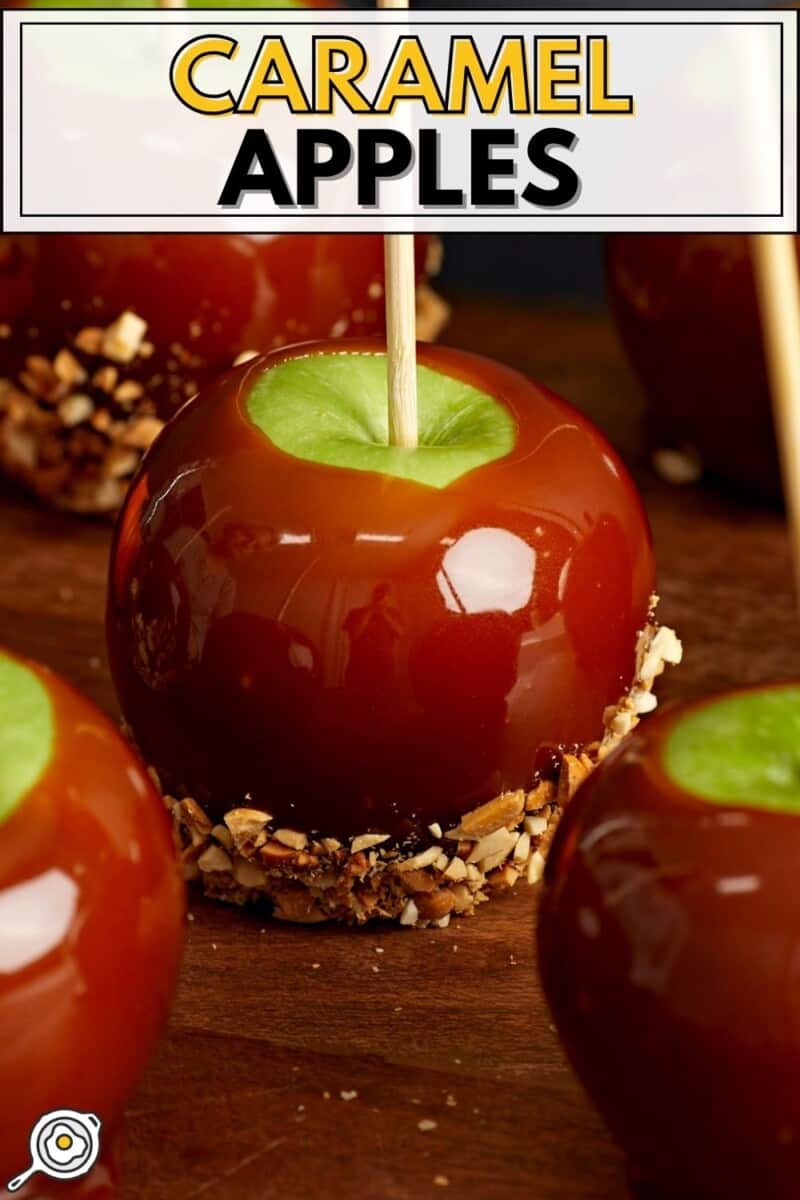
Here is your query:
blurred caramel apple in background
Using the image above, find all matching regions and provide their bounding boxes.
[606,233,795,501]
[0,234,445,513]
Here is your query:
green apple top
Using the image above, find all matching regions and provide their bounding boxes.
[248,351,517,489]
[0,651,54,825]
[664,685,800,814]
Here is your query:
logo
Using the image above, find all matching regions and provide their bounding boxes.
[6,1110,102,1193]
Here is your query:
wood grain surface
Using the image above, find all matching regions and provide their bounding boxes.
[1,298,794,1200]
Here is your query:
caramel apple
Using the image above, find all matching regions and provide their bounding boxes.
[0,234,445,514]
[606,234,794,500]
[106,338,680,926]
[538,684,800,1199]
[0,647,184,1185]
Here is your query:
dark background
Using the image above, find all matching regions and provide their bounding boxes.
[348,0,773,300]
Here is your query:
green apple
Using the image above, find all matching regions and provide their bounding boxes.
[247,352,517,490]
[664,684,800,813]
[0,652,54,825]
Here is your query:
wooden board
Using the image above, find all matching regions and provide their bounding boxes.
[1,298,794,1200]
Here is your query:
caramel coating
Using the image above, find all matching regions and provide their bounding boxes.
[0,650,185,1181]
[107,339,654,841]
[539,693,800,1199]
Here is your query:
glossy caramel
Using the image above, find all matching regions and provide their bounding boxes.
[538,692,800,1199]
[0,234,432,419]
[0,650,184,1184]
[606,234,797,500]
[107,340,655,840]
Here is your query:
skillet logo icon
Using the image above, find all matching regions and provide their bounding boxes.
[6,1110,102,1193]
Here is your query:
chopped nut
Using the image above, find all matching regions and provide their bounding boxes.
[346,852,369,877]
[525,779,557,812]
[428,822,442,839]
[179,797,212,840]
[418,1119,437,1132]
[198,844,233,873]
[487,863,519,890]
[639,626,683,681]
[121,416,164,450]
[398,869,437,893]
[558,754,591,805]
[20,356,59,400]
[449,885,474,913]
[273,828,308,851]
[232,858,267,888]
[414,889,454,922]
[513,832,531,862]
[102,311,147,363]
[395,846,441,872]
[523,814,549,838]
[74,326,104,355]
[631,688,658,715]
[91,408,112,433]
[443,856,468,882]
[447,790,525,841]
[293,851,320,870]
[211,824,234,851]
[350,833,389,853]
[3,428,36,468]
[603,703,637,743]
[480,846,518,873]
[57,394,93,428]
[104,446,139,479]
[53,349,87,386]
[527,850,546,885]
[224,807,272,849]
[114,379,145,406]
[399,898,419,926]
[92,365,119,394]
[260,840,300,866]
[467,827,517,865]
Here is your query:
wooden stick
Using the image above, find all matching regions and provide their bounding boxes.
[384,234,418,449]
[378,0,418,448]
[752,234,800,604]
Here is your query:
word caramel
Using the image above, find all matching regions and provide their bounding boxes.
[171,34,633,117]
